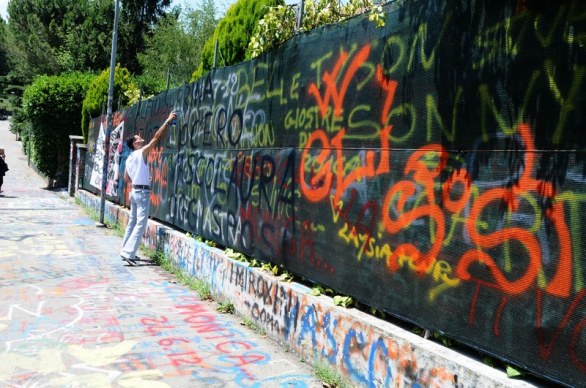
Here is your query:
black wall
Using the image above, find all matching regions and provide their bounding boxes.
[85,1,586,385]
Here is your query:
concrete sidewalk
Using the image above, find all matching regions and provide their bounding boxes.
[0,121,322,386]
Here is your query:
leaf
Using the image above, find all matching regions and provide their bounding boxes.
[279,272,294,282]
[261,263,270,269]
[506,365,524,378]
[441,337,453,347]
[333,295,353,308]
[309,287,322,296]
[483,356,495,367]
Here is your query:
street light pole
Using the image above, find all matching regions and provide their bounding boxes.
[297,0,305,31]
[97,0,120,227]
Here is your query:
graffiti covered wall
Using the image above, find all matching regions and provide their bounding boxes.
[84,0,586,385]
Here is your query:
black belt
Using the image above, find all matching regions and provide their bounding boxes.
[133,185,150,190]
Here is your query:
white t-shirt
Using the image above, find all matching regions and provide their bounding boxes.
[125,150,150,186]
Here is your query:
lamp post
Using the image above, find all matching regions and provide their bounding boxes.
[97,0,120,226]
[297,0,305,31]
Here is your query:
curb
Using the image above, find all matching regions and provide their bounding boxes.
[76,189,538,388]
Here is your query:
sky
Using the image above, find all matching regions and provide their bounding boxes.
[0,0,7,20]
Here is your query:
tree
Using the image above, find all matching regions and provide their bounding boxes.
[3,0,174,81]
[139,1,217,90]
[59,0,117,73]
[193,0,283,80]
[0,17,11,111]
[117,0,173,74]
[0,18,9,79]
[186,0,219,62]
[4,0,90,81]
[138,0,217,91]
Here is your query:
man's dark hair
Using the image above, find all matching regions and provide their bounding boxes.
[125,136,136,150]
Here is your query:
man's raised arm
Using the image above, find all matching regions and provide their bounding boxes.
[142,111,177,154]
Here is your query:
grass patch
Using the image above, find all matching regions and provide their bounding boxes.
[76,198,99,221]
[217,301,235,314]
[314,360,349,388]
[74,198,122,235]
[108,221,125,237]
[241,317,266,336]
[144,248,212,301]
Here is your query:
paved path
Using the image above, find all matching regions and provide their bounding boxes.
[0,120,322,387]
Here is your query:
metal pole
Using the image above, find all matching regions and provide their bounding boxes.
[27,125,31,167]
[213,39,219,69]
[98,0,120,227]
[297,0,305,31]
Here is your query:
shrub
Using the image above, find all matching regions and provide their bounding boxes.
[247,0,386,59]
[9,107,27,138]
[22,72,93,183]
[192,0,283,81]
[81,65,138,142]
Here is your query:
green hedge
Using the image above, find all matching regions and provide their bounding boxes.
[81,65,137,142]
[22,72,93,183]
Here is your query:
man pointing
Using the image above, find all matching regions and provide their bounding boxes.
[120,111,177,266]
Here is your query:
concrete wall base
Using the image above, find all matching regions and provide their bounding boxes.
[76,189,538,388]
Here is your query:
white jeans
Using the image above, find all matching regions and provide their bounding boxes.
[120,189,151,260]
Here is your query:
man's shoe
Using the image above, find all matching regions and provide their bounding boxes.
[121,255,137,266]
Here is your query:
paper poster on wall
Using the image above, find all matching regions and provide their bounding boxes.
[89,121,105,190]
[106,121,124,196]
[89,120,124,194]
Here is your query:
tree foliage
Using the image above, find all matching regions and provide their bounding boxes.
[3,0,173,81]
[5,0,92,81]
[58,0,116,73]
[139,0,217,91]
[81,66,138,142]
[193,0,283,80]
[22,73,93,182]
[248,0,386,59]
[0,18,12,110]
[0,18,8,79]
[118,0,172,74]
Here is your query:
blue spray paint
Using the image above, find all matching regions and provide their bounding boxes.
[343,328,368,386]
